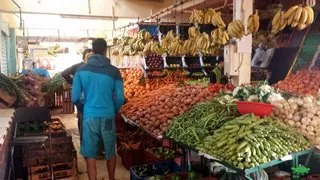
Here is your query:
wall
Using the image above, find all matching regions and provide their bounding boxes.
[0,0,17,74]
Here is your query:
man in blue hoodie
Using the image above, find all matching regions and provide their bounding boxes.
[72,38,124,180]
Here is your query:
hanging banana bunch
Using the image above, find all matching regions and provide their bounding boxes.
[246,10,260,34]
[271,10,287,34]
[150,42,166,55]
[160,30,177,52]
[183,39,198,56]
[168,39,184,56]
[211,28,229,46]
[196,32,210,54]
[227,20,245,39]
[209,8,226,28]
[285,4,314,30]
[207,46,222,56]
[188,26,201,39]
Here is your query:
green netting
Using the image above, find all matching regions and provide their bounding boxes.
[292,34,320,72]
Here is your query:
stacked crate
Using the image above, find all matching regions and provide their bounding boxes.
[16,117,77,180]
[62,88,74,114]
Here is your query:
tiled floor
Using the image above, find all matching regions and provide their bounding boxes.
[53,113,130,180]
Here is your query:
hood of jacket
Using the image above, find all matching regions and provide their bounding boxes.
[87,54,110,67]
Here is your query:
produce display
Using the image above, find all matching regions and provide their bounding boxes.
[275,69,320,96]
[1,73,51,108]
[208,83,234,95]
[145,54,164,69]
[121,69,188,99]
[271,96,320,145]
[197,114,311,170]
[145,147,180,160]
[117,129,161,152]
[120,85,215,137]
[231,84,282,103]
[166,100,238,147]
[131,162,181,179]
[41,73,65,94]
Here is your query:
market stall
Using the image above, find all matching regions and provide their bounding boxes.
[109,0,320,179]
[1,0,320,179]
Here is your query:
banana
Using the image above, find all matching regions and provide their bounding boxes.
[297,23,307,30]
[279,11,287,31]
[253,10,260,32]
[298,7,308,25]
[304,5,314,25]
[285,5,299,18]
[272,10,281,26]
[287,11,296,25]
[294,6,303,22]
[247,15,254,34]
[291,21,299,28]
[228,21,243,39]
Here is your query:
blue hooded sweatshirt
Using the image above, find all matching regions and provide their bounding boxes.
[71,54,124,119]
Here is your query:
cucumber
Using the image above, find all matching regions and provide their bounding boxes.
[238,130,252,139]
[251,147,257,156]
[236,141,248,152]
[250,162,256,168]
[238,163,244,170]
[243,162,250,169]
[224,125,240,129]
[245,157,251,163]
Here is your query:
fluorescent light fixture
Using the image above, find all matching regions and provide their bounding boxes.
[61,14,118,20]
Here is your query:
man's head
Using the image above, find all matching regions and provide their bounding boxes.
[217,56,224,69]
[82,48,92,61]
[92,38,107,56]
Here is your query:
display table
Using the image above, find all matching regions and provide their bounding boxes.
[0,109,14,180]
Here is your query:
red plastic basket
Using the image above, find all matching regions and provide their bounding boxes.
[236,101,273,117]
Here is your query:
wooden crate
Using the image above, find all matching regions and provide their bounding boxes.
[28,158,77,180]
[62,89,74,114]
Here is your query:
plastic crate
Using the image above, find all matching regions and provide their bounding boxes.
[120,149,144,170]
[144,147,181,164]
[130,161,182,180]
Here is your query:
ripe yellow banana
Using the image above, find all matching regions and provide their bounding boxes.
[279,11,287,31]
[287,10,296,25]
[285,5,299,18]
[298,7,308,25]
[297,23,307,30]
[304,5,314,25]
[253,10,260,32]
[294,6,303,22]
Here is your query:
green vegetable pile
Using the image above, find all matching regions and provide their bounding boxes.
[166,100,238,147]
[41,73,65,94]
[146,147,179,160]
[197,114,311,170]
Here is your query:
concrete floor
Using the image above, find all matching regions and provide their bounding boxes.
[53,113,130,180]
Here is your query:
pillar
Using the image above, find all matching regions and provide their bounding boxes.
[225,0,253,86]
